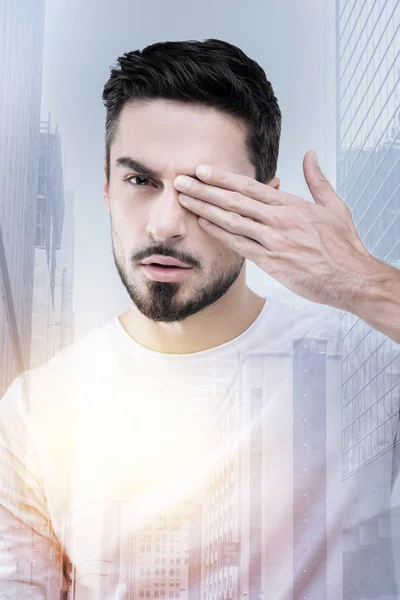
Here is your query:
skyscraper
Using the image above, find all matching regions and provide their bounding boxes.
[0,0,46,395]
[58,189,75,350]
[30,114,74,368]
[336,1,400,596]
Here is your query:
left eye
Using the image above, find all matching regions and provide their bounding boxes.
[126,175,151,187]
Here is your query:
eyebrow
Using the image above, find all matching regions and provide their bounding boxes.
[115,156,199,180]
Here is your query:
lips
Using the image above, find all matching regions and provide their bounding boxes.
[141,256,191,268]
[150,263,182,268]
[141,263,193,282]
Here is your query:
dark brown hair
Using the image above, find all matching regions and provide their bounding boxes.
[102,38,281,184]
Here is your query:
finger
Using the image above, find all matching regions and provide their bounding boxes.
[177,181,272,222]
[193,164,296,206]
[197,217,275,265]
[178,193,270,245]
[303,151,345,211]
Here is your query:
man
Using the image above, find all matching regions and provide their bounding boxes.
[0,38,399,600]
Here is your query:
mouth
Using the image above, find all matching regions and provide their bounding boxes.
[140,263,193,282]
[147,263,186,268]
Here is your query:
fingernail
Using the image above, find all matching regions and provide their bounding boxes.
[312,151,319,166]
[197,165,212,178]
[175,175,191,189]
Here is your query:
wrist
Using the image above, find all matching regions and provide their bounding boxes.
[345,256,400,342]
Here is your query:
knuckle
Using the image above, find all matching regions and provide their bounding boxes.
[243,178,258,195]
[233,235,246,248]
[271,207,299,230]
[316,171,327,184]
[227,211,242,230]
[219,172,229,185]
[203,204,214,219]
[269,232,285,249]
[343,202,353,220]
[227,191,243,210]
[269,213,285,228]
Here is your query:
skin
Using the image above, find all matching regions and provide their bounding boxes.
[172,148,400,344]
[103,99,275,354]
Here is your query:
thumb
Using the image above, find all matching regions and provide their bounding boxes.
[303,150,339,208]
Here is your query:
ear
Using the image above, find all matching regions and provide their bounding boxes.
[268,176,280,190]
[104,157,110,213]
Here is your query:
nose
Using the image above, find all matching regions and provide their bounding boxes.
[146,186,190,243]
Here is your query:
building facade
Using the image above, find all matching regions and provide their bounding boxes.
[58,189,75,350]
[336,0,400,596]
[0,0,46,395]
[201,336,341,600]
[30,114,75,369]
[97,499,193,600]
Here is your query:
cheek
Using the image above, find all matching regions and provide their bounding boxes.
[204,234,228,255]
[110,181,146,216]
[111,216,140,262]
[212,243,241,268]
[111,200,146,235]
[113,197,140,222]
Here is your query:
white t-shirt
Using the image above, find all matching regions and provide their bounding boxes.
[0,296,399,600]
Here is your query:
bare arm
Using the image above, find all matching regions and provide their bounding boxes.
[343,256,400,344]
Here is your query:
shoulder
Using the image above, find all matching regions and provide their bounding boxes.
[0,317,117,422]
[269,295,342,352]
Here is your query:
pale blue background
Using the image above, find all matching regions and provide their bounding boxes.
[40,0,337,340]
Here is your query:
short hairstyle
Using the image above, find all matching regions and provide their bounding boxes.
[102,38,281,185]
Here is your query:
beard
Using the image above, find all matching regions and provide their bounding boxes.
[111,234,244,324]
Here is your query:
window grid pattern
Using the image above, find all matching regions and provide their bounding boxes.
[337,0,400,478]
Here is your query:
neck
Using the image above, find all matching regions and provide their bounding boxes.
[119,278,266,355]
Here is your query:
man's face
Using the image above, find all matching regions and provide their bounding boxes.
[104,99,256,324]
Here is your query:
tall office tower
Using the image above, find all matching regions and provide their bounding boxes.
[202,373,242,600]
[201,334,341,600]
[292,338,328,599]
[187,358,238,427]
[0,0,46,396]
[336,1,400,597]
[58,189,75,350]
[98,500,194,600]
[187,503,202,600]
[133,504,192,600]
[30,114,66,368]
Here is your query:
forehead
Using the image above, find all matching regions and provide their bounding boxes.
[111,99,254,177]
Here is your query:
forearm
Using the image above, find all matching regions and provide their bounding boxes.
[345,256,400,344]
